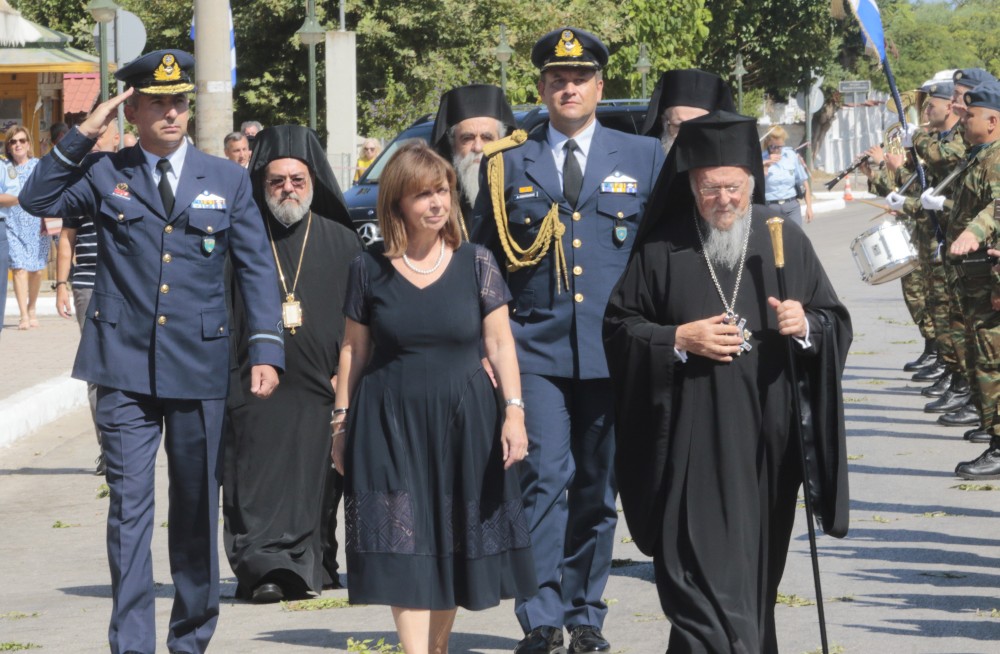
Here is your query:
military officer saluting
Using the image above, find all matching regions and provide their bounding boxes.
[19,50,284,654]
[471,27,664,654]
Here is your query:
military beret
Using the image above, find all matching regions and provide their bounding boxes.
[953,68,997,90]
[531,27,609,71]
[963,81,1000,112]
[921,81,954,101]
[115,50,195,95]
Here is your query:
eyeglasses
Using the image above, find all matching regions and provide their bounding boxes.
[8,137,27,145]
[266,175,308,189]
[696,182,745,199]
[362,146,377,151]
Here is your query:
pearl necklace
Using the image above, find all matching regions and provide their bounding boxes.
[402,239,446,274]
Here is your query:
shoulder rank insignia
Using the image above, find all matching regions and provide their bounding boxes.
[555,30,583,58]
[154,54,181,82]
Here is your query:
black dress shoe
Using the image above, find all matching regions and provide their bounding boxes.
[904,340,938,371]
[955,442,1000,480]
[924,391,970,413]
[938,403,981,426]
[912,361,945,381]
[567,625,610,653]
[964,428,992,444]
[515,626,565,654]
[251,582,284,603]
[920,370,952,397]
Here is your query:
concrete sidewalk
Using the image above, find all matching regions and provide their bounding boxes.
[3,199,999,653]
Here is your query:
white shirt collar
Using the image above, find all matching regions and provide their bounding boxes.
[140,138,188,193]
[548,119,597,177]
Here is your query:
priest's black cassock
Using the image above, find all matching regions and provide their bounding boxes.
[224,125,363,598]
[603,112,851,653]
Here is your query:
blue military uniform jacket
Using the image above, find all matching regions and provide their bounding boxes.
[21,128,284,399]
[472,121,663,379]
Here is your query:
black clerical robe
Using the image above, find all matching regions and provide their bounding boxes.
[603,206,851,653]
[223,212,362,597]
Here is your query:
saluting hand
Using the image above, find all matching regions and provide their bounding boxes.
[78,87,134,141]
[768,297,808,339]
[675,313,743,362]
[250,364,279,399]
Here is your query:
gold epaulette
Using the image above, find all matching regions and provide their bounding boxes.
[483,129,528,158]
[485,129,569,292]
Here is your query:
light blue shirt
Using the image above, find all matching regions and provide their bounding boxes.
[764,146,808,202]
[548,119,597,193]
[139,138,188,195]
[0,160,22,220]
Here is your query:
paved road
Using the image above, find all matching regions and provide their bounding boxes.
[2,197,999,653]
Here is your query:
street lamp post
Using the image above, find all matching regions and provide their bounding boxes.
[88,0,119,104]
[493,24,513,99]
[733,53,747,114]
[634,43,652,100]
[297,0,326,131]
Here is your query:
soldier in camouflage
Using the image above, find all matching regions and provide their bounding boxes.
[926,81,1000,479]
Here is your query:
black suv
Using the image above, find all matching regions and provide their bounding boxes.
[343,100,651,245]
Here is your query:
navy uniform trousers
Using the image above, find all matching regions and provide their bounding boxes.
[21,128,284,654]
[473,122,663,631]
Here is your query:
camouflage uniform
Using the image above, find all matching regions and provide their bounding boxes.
[869,162,933,340]
[912,124,969,375]
[947,138,1000,435]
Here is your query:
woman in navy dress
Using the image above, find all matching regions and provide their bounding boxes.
[0,125,48,329]
[332,141,535,654]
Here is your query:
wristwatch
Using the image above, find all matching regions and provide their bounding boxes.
[505,398,526,411]
[51,280,68,290]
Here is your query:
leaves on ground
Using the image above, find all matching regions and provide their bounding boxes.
[802,645,845,654]
[843,396,868,403]
[346,637,403,653]
[776,593,815,607]
[96,484,110,499]
[952,483,1000,491]
[0,644,41,652]
[859,379,886,385]
[0,612,39,620]
[51,520,79,528]
[282,597,353,611]
[620,536,634,544]
[871,515,891,523]
[919,511,952,518]
[847,454,864,461]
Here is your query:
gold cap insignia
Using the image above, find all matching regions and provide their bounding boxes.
[154,54,181,82]
[555,30,583,58]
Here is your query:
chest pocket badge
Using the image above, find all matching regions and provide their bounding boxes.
[203,236,216,253]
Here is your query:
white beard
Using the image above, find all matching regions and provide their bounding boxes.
[265,186,314,227]
[453,151,482,207]
[660,132,675,154]
[701,204,752,270]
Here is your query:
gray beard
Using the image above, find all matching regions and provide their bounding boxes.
[265,186,314,226]
[660,132,675,155]
[453,151,481,207]
[701,206,752,270]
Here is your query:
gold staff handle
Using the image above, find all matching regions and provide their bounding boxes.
[767,217,785,269]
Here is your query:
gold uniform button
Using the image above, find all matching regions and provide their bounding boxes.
[206,225,214,233]
[574,293,584,303]
[164,225,173,234]
[573,265,583,276]
[218,326,225,334]
[617,211,624,219]
[157,315,167,325]
[117,213,124,222]
[94,310,100,318]
[572,211,581,221]
[572,238,582,248]
[160,284,170,294]
[524,217,532,225]
[162,253,172,263]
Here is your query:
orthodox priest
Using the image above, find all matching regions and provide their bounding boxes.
[223,125,363,602]
[431,83,516,222]
[640,68,735,153]
[603,112,851,653]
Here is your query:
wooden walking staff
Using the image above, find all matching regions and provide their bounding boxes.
[766,216,830,654]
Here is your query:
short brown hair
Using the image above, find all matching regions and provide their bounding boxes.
[4,124,33,160]
[377,140,463,257]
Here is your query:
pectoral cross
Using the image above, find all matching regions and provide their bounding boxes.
[724,312,753,355]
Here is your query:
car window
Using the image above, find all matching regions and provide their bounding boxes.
[356,126,433,184]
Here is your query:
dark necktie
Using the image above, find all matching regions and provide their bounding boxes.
[156,158,174,216]
[563,139,582,208]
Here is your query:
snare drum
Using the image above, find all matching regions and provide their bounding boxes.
[850,220,919,285]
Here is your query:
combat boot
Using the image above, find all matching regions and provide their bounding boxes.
[955,436,1000,480]
[912,360,946,382]
[938,401,980,426]
[920,369,951,397]
[904,339,938,372]
[924,375,970,413]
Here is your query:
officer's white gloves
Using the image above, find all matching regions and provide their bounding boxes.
[886,191,906,212]
[920,188,946,212]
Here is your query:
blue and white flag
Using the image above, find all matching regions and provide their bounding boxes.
[189,3,237,87]
[832,0,886,63]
